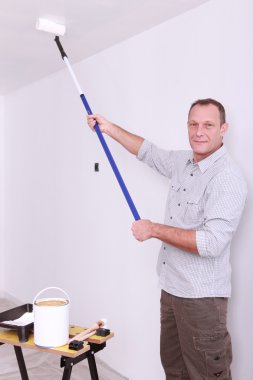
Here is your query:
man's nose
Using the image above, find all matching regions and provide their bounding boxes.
[195,125,205,135]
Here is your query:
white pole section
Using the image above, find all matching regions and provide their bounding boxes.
[63,57,83,95]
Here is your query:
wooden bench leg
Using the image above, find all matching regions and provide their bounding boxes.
[88,351,99,380]
[62,362,73,380]
[14,346,29,380]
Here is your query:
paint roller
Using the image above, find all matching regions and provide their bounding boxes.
[36,18,140,221]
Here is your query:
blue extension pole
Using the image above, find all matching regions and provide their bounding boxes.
[54,36,140,221]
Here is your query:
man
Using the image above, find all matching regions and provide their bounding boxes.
[87,99,247,379]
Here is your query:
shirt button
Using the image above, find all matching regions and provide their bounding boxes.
[178,203,180,206]
[183,188,186,191]
[190,173,193,176]
[163,262,165,265]
[170,216,173,219]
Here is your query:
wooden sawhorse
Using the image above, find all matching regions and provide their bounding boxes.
[0,324,114,380]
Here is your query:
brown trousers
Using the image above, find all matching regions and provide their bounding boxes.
[160,290,232,380]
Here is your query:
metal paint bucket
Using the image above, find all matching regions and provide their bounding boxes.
[33,287,70,347]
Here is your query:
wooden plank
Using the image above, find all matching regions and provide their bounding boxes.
[0,329,89,358]
[0,325,114,358]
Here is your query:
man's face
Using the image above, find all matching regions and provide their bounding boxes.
[188,104,228,162]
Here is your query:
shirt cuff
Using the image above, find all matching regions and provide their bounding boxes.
[137,140,152,161]
[196,230,208,257]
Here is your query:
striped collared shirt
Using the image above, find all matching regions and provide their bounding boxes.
[137,141,247,297]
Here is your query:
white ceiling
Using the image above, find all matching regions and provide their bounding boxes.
[0,0,211,95]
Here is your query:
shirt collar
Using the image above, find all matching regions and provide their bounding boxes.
[188,145,227,173]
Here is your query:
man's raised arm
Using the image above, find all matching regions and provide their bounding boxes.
[87,114,144,156]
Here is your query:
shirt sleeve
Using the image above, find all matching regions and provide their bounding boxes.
[196,171,247,258]
[137,140,175,179]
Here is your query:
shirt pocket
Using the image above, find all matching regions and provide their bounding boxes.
[168,181,181,205]
[184,192,204,225]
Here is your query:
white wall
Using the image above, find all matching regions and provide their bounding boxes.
[3,0,253,379]
[0,96,4,294]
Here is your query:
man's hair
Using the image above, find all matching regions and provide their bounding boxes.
[188,98,226,125]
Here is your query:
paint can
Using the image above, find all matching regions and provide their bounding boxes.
[33,287,70,347]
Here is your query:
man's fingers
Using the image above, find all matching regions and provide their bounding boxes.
[87,114,97,129]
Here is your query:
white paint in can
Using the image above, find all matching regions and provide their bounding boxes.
[33,287,70,348]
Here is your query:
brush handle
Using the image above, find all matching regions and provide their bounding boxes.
[54,37,141,221]
[69,320,104,343]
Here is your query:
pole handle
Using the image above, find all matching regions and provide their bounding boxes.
[80,94,141,221]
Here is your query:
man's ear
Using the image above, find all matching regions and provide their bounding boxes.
[220,122,229,137]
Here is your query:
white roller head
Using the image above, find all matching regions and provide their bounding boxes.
[36,18,66,36]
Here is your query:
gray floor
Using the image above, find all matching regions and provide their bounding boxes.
[0,298,128,380]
